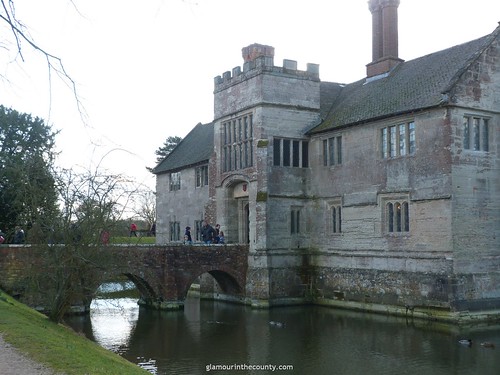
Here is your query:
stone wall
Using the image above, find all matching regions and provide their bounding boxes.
[151,38,500,322]
[155,166,210,243]
[0,244,249,313]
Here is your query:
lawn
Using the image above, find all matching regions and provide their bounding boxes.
[0,290,148,375]
[110,236,156,245]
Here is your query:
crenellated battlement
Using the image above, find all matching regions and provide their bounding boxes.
[214,43,320,92]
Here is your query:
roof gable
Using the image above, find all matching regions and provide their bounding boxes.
[152,122,214,174]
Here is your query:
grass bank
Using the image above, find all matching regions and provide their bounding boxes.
[0,289,148,375]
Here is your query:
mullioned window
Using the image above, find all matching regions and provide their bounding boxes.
[323,136,342,166]
[196,165,209,187]
[273,138,309,168]
[222,114,254,172]
[463,115,489,152]
[169,221,180,241]
[169,172,181,191]
[381,121,415,159]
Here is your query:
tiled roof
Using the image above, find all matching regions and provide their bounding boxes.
[152,27,498,171]
[152,122,214,174]
[310,28,498,134]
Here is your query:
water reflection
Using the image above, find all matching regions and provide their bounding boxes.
[66,292,500,375]
[90,298,138,354]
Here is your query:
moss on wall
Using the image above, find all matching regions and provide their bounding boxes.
[257,139,269,148]
[256,191,268,202]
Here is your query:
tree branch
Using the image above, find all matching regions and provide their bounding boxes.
[0,0,87,124]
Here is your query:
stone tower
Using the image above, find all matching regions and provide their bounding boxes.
[212,44,321,306]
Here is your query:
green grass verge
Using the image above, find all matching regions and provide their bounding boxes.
[0,290,149,375]
[110,236,156,245]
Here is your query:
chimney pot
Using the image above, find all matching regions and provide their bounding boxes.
[242,43,275,63]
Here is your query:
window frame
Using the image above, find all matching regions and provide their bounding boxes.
[194,220,203,241]
[463,115,489,152]
[195,165,209,188]
[328,199,343,234]
[381,121,415,159]
[323,135,343,166]
[380,194,410,235]
[222,114,254,172]
[169,221,180,241]
[169,172,181,191]
[290,208,301,234]
[273,137,309,168]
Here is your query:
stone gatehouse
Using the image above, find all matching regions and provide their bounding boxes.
[153,0,500,322]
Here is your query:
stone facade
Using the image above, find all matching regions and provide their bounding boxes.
[153,2,500,322]
[154,122,215,243]
[155,165,210,243]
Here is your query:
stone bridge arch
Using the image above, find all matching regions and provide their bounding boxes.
[80,270,162,313]
[123,272,158,302]
[91,270,174,312]
[181,265,245,303]
[165,246,248,308]
[0,244,249,313]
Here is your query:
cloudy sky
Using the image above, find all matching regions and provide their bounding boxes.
[1,0,499,190]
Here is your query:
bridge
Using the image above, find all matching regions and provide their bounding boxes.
[0,244,249,313]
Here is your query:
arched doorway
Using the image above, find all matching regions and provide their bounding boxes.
[232,181,249,244]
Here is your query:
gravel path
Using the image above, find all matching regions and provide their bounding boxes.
[0,335,58,375]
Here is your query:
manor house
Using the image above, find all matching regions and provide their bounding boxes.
[153,0,500,321]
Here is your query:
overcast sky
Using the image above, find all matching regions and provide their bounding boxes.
[1,0,499,190]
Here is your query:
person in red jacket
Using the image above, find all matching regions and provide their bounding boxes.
[130,223,138,237]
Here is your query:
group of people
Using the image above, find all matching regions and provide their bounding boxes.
[184,221,225,244]
[0,226,25,244]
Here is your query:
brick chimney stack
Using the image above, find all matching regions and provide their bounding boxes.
[242,44,275,63]
[366,0,404,78]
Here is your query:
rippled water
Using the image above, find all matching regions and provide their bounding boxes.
[66,285,500,375]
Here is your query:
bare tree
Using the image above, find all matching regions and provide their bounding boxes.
[133,188,156,233]
[25,165,137,323]
[0,0,85,120]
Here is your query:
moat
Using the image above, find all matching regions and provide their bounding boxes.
[65,283,500,375]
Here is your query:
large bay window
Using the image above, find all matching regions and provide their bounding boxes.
[222,114,254,172]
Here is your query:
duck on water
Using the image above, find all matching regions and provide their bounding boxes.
[458,339,495,348]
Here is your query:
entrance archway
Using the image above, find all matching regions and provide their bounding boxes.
[223,180,250,244]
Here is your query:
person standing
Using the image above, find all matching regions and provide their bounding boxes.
[214,224,221,244]
[130,223,138,237]
[201,221,215,244]
[100,229,110,245]
[13,226,25,244]
[184,226,192,244]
